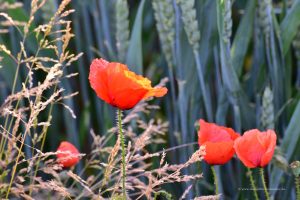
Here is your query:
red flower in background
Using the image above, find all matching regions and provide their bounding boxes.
[56,141,80,168]
[89,58,168,110]
[234,129,276,168]
[198,119,240,165]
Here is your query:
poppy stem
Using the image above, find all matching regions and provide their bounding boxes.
[260,168,270,200]
[247,168,259,200]
[295,176,300,200]
[211,166,218,194]
[117,109,126,198]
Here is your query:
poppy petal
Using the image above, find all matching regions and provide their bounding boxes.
[143,87,168,99]
[89,58,168,110]
[234,136,259,168]
[110,88,148,110]
[260,130,277,167]
[89,59,111,104]
[234,129,277,168]
[198,119,234,144]
[203,141,235,165]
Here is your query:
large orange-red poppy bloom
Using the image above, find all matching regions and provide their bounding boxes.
[198,119,240,165]
[234,129,276,168]
[56,141,80,168]
[89,58,168,110]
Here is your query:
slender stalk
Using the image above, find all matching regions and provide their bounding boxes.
[193,50,213,122]
[28,87,57,196]
[0,24,30,159]
[211,166,218,194]
[117,109,126,198]
[248,168,259,200]
[154,190,172,200]
[6,129,29,198]
[295,176,300,200]
[0,61,21,159]
[260,168,270,200]
[0,47,41,160]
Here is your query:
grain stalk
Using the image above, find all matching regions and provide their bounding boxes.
[178,0,213,121]
[258,0,285,123]
[152,0,179,135]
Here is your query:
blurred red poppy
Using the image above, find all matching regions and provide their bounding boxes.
[234,129,276,168]
[198,119,240,165]
[89,58,168,110]
[56,141,80,168]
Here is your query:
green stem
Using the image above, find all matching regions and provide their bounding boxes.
[28,91,56,196]
[248,168,259,200]
[260,168,270,200]
[117,109,126,198]
[154,190,172,200]
[211,166,218,194]
[6,129,29,198]
[0,53,40,160]
[296,176,300,200]
[0,62,21,159]
[0,29,30,159]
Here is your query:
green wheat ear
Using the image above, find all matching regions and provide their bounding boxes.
[178,0,200,51]
[261,86,275,130]
[223,0,232,44]
[115,0,130,62]
[152,0,175,68]
[258,0,272,37]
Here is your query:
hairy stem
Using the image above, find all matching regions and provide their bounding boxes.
[296,176,300,200]
[154,190,172,200]
[211,166,218,194]
[117,109,126,198]
[260,168,270,200]
[248,168,259,200]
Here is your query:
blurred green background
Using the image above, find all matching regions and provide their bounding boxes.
[1,0,300,199]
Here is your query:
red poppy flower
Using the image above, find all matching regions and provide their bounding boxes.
[234,129,276,168]
[56,141,80,168]
[198,119,240,165]
[89,58,168,110]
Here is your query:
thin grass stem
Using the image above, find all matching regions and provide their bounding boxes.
[6,129,29,198]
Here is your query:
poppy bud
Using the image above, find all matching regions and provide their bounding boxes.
[56,141,80,168]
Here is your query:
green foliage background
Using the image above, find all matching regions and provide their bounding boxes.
[1,0,300,199]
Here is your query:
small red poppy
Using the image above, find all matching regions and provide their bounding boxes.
[89,58,168,110]
[56,141,80,168]
[198,119,240,165]
[234,129,277,168]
